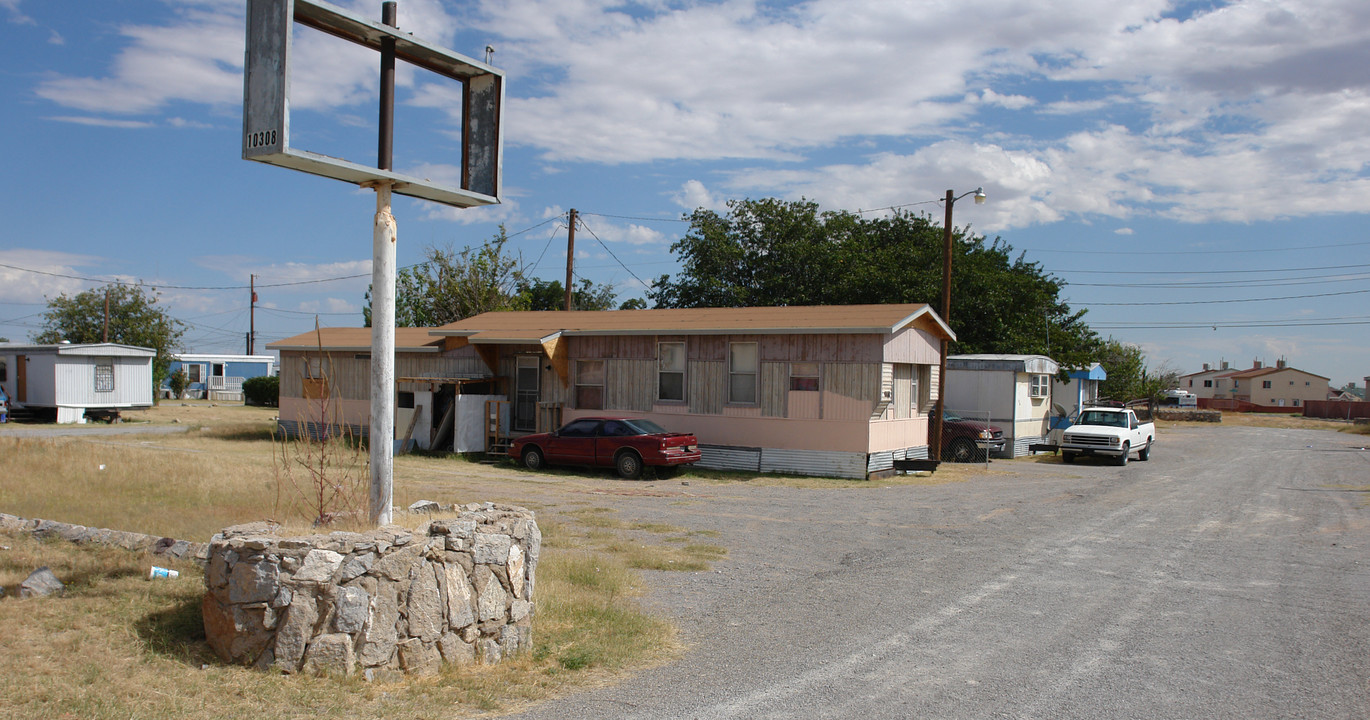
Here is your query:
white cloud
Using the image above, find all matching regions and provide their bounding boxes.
[0,249,99,305]
[47,116,154,129]
[1113,228,1134,235]
[673,180,726,213]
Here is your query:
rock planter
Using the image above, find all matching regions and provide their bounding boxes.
[201,503,540,677]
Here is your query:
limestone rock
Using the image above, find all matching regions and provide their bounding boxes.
[294,549,344,584]
[358,583,400,667]
[408,500,441,514]
[477,569,508,623]
[407,561,443,642]
[397,638,440,676]
[508,544,526,598]
[301,633,355,677]
[19,567,64,599]
[273,593,319,673]
[339,552,375,582]
[437,632,475,666]
[333,586,369,634]
[369,542,424,581]
[444,563,476,629]
[228,560,278,604]
[472,533,512,565]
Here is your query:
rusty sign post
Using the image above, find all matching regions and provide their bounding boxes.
[243,0,504,526]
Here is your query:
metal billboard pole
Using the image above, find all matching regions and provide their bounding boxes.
[242,0,504,527]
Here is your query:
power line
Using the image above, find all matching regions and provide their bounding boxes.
[1055,262,1370,276]
[578,211,689,224]
[1024,239,1370,255]
[575,217,651,290]
[1079,288,1370,306]
[1066,272,1370,289]
[1092,320,1370,329]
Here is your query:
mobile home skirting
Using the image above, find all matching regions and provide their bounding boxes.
[697,443,930,479]
[277,419,370,443]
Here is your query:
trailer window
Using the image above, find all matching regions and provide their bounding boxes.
[94,359,115,393]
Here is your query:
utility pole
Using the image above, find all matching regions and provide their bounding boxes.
[103,289,110,342]
[249,273,257,355]
[564,208,578,311]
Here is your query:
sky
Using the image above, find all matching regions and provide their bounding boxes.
[1,0,1367,389]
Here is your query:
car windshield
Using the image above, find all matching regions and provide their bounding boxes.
[942,411,964,422]
[1079,411,1125,427]
[622,418,667,435]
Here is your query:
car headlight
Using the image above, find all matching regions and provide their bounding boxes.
[1110,437,1121,446]
[979,430,993,440]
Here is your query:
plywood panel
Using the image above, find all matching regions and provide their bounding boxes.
[760,362,787,417]
[605,358,654,411]
[883,327,941,364]
[688,360,725,414]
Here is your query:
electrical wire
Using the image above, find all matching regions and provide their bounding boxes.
[574,217,651,290]
[1079,288,1370,306]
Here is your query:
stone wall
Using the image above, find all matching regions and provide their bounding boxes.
[0,512,207,564]
[201,503,540,678]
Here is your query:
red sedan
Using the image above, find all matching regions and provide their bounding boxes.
[510,416,702,479]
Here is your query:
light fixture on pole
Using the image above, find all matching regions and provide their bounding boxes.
[932,186,986,462]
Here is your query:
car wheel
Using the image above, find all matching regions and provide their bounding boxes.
[947,438,977,463]
[1138,439,1151,461]
[656,465,681,480]
[615,451,643,480]
[1062,451,1076,464]
[1115,442,1129,466]
[522,446,545,471]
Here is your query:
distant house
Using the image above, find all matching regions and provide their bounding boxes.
[0,342,154,423]
[943,354,1060,457]
[1180,361,1235,400]
[164,353,276,401]
[1219,360,1329,409]
[270,304,956,478]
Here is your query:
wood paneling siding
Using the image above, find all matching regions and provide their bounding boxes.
[279,347,488,401]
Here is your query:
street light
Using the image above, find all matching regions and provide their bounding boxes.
[932,187,986,461]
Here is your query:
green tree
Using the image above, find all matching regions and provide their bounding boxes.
[34,283,185,395]
[168,368,190,399]
[365,228,528,327]
[649,198,1100,367]
[516,277,618,311]
[618,297,648,310]
[1096,338,1181,404]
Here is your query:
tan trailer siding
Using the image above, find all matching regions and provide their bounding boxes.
[760,362,787,417]
[688,360,726,414]
[758,334,882,364]
[605,358,655,411]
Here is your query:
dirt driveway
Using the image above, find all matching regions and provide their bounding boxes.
[485,424,1370,719]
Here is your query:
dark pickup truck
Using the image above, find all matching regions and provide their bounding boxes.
[942,411,1007,462]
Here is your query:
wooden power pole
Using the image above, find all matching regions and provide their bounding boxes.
[564,208,577,311]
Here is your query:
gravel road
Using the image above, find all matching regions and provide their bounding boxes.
[505,424,1370,719]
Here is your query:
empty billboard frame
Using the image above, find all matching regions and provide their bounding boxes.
[243,0,503,208]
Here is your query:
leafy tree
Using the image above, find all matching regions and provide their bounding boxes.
[517,277,618,311]
[618,297,648,310]
[243,375,279,407]
[34,283,185,395]
[168,368,190,399]
[1096,338,1181,404]
[365,228,528,327]
[649,198,1100,368]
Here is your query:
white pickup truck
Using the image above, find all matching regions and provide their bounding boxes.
[1060,407,1155,466]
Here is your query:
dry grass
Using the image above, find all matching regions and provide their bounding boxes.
[0,404,712,718]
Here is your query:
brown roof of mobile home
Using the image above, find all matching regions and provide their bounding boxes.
[430,303,954,342]
[266,327,443,352]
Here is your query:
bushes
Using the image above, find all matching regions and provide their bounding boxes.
[243,375,279,407]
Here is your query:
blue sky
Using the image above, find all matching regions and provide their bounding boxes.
[1,0,1367,389]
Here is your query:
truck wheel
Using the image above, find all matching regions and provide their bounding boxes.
[522,446,545,471]
[1115,442,1130,466]
[1138,439,1151,461]
[947,438,977,463]
[1062,452,1076,464]
[615,451,644,480]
